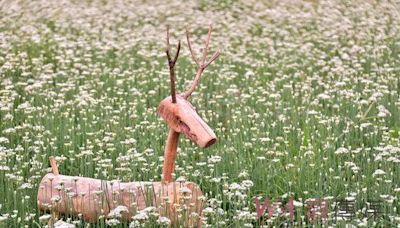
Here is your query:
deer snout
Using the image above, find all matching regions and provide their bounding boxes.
[158,95,216,148]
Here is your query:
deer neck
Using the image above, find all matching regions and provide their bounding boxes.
[162,129,180,183]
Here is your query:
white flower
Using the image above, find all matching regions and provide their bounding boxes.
[108,205,129,218]
[241,180,254,189]
[17,102,31,110]
[237,210,253,220]
[179,187,192,195]
[293,200,303,207]
[335,147,349,155]
[0,137,9,144]
[129,220,140,227]
[208,155,222,164]
[106,218,120,226]
[0,215,8,222]
[132,212,148,221]
[229,183,243,191]
[51,196,61,203]
[39,214,51,222]
[203,207,214,215]
[307,110,319,115]
[377,105,391,118]
[238,170,249,178]
[372,169,386,176]
[142,206,156,213]
[157,216,171,225]
[19,183,33,189]
[317,93,331,100]
[0,166,10,171]
[176,176,186,183]
[217,208,225,215]
[53,220,75,228]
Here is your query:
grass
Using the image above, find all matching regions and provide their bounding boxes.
[0,0,400,227]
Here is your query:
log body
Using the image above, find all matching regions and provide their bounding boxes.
[158,95,216,148]
[37,173,203,223]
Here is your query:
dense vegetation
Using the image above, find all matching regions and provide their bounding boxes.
[0,0,399,227]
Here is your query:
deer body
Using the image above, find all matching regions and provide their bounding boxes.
[37,172,203,223]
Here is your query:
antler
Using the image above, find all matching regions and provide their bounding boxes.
[183,24,220,99]
[166,26,181,103]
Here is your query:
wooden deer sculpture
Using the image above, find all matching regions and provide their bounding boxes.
[36,25,220,225]
[159,25,220,183]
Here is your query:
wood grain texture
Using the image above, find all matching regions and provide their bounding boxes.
[37,173,203,223]
[49,156,59,175]
[158,95,216,148]
[162,129,180,183]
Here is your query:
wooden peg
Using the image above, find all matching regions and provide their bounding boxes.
[49,156,59,175]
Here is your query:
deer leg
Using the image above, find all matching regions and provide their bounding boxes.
[162,129,180,183]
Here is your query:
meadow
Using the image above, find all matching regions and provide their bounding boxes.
[0,0,400,227]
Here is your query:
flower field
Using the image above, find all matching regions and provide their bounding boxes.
[0,0,400,227]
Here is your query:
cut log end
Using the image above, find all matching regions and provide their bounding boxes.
[204,138,217,148]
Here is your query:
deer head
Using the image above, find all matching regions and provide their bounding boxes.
[158,25,220,182]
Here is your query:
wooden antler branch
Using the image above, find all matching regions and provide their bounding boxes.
[183,24,220,99]
[166,26,181,103]
[163,26,181,183]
